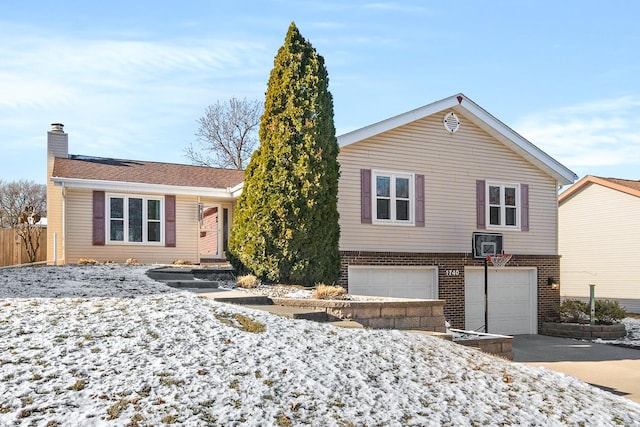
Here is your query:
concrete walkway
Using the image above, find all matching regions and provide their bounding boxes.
[513,334,640,403]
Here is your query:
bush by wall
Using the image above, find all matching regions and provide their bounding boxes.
[559,299,626,324]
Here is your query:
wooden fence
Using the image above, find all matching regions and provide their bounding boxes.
[0,228,47,267]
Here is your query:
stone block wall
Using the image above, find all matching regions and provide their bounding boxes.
[456,336,514,360]
[271,297,447,333]
[541,322,627,340]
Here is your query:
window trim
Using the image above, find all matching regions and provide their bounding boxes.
[485,181,521,230]
[106,194,165,245]
[372,170,415,225]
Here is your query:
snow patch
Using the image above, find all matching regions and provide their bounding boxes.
[1,265,639,426]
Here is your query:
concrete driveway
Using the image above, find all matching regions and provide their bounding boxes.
[513,334,640,403]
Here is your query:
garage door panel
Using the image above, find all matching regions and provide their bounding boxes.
[491,301,529,317]
[490,286,529,301]
[348,266,438,299]
[465,268,537,335]
[465,301,485,332]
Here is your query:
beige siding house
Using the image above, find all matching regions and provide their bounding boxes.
[46,93,577,335]
[46,124,243,266]
[336,94,577,334]
[559,175,640,313]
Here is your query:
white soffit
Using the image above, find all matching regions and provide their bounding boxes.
[51,177,240,199]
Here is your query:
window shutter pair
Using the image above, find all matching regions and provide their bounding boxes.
[360,169,425,227]
[475,180,529,231]
[92,192,176,246]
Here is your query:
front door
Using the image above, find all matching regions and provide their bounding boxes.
[199,205,222,260]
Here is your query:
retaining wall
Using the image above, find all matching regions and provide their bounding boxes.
[541,322,627,340]
[271,297,447,333]
[454,333,514,360]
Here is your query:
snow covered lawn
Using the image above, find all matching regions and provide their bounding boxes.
[2,265,640,426]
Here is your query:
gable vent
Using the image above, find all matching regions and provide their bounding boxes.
[443,112,460,133]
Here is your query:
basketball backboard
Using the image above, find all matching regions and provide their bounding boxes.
[472,232,503,259]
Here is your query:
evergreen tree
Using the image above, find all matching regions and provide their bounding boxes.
[228,22,340,286]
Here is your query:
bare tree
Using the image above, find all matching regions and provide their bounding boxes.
[185,98,262,170]
[0,180,47,263]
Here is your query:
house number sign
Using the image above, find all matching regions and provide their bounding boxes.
[445,270,460,276]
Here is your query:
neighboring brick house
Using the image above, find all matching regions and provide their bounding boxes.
[46,93,576,335]
[559,175,640,313]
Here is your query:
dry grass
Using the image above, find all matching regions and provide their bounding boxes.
[276,412,293,426]
[313,284,347,300]
[233,313,266,333]
[68,380,86,391]
[106,399,129,420]
[237,274,259,289]
[213,308,266,334]
[77,259,99,265]
[213,309,266,333]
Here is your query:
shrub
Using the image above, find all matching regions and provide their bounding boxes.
[559,299,627,324]
[595,299,627,325]
[78,258,99,265]
[559,299,589,323]
[237,274,259,289]
[313,284,347,300]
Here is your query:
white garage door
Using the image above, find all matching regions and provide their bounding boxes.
[348,266,438,299]
[465,268,537,335]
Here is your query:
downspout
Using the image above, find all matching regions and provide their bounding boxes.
[61,183,66,264]
[197,197,201,264]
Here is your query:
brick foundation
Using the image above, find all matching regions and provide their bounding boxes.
[339,251,560,332]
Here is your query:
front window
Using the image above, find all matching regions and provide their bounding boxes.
[487,182,519,229]
[108,195,163,244]
[373,171,414,224]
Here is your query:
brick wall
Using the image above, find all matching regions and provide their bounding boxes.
[339,251,560,332]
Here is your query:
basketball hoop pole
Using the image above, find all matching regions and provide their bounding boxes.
[484,257,489,333]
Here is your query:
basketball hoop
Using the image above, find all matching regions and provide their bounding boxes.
[487,254,512,269]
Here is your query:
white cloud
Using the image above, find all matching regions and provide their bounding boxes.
[514,96,640,170]
[0,22,272,175]
[0,31,267,110]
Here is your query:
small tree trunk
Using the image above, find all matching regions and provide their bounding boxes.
[16,225,41,263]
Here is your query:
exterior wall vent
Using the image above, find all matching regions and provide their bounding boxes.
[443,112,460,133]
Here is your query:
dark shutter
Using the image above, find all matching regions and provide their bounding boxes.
[361,169,372,224]
[415,174,425,227]
[476,180,486,229]
[93,191,105,246]
[165,195,176,247]
[521,184,529,232]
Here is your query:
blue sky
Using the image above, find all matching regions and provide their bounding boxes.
[2,1,639,184]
